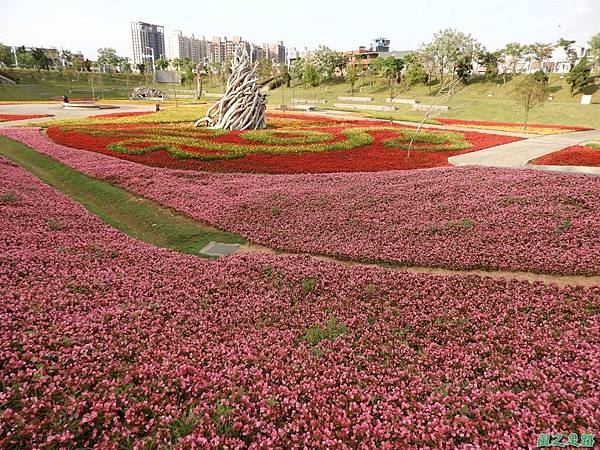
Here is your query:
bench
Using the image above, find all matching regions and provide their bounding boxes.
[334,103,396,112]
[337,96,373,102]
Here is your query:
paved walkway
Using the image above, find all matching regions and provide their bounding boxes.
[0,103,155,127]
[448,129,600,174]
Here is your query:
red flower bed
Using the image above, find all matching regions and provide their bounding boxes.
[532,145,600,167]
[46,115,522,174]
[89,111,156,120]
[435,118,592,132]
[0,114,53,122]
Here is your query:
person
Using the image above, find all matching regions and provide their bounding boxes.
[155,103,160,112]
[62,95,69,104]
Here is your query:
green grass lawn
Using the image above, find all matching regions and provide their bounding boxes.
[0,135,245,256]
[2,69,599,128]
[0,68,213,102]
[267,74,600,129]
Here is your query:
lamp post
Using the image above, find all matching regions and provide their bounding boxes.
[11,47,18,68]
[144,46,155,82]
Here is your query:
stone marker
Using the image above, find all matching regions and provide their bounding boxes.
[200,241,241,257]
[581,95,592,105]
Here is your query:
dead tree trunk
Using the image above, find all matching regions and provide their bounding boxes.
[195,45,266,130]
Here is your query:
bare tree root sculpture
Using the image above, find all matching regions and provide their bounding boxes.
[195,45,267,130]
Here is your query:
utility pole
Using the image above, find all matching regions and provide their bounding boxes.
[145,46,155,83]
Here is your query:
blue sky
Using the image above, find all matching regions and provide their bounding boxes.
[0,0,598,59]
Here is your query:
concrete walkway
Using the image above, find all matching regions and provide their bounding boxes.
[0,103,155,127]
[448,129,600,174]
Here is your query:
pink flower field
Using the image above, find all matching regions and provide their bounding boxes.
[2,127,600,276]
[1,156,599,448]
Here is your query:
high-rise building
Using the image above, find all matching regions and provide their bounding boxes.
[262,41,286,64]
[130,22,165,66]
[167,30,206,64]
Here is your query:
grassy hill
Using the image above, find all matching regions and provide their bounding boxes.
[267,74,600,129]
[1,68,598,128]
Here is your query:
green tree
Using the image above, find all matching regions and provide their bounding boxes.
[454,55,472,82]
[312,46,348,80]
[256,59,274,80]
[281,64,291,88]
[60,49,73,68]
[527,42,553,71]
[97,48,121,71]
[18,53,37,68]
[557,38,577,70]
[514,73,548,129]
[303,63,321,96]
[588,33,600,69]
[403,53,427,87]
[372,56,404,98]
[291,58,305,81]
[420,28,483,84]
[119,57,132,73]
[345,64,359,93]
[503,42,526,74]
[31,48,50,70]
[155,58,170,70]
[566,57,591,96]
[0,43,12,66]
[478,51,503,79]
[136,63,146,74]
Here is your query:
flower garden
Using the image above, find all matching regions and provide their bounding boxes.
[1,158,599,448]
[0,113,53,122]
[533,139,600,167]
[1,107,599,448]
[44,112,521,173]
[434,117,592,135]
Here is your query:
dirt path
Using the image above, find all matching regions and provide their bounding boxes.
[238,243,600,288]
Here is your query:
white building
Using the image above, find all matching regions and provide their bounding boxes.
[166,30,207,64]
[498,43,588,74]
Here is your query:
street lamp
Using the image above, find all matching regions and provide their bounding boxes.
[144,46,155,82]
[11,47,18,68]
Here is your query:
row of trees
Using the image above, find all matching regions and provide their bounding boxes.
[281,31,599,102]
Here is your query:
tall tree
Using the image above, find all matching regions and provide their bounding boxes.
[0,43,12,66]
[514,74,548,129]
[588,33,600,69]
[312,46,348,80]
[478,51,503,79]
[281,64,291,88]
[345,64,359,93]
[420,28,483,84]
[566,57,591,96]
[303,62,321,96]
[31,48,50,70]
[557,38,578,70]
[527,43,553,71]
[372,56,404,98]
[256,59,274,80]
[503,42,526,74]
[97,48,121,71]
[403,53,427,87]
[155,58,170,70]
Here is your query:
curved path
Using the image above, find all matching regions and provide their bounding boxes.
[448,129,600,174]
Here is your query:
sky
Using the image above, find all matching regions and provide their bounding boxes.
[0,0,598,60]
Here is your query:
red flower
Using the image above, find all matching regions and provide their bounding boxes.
[532,145,600,167]
[0,114,53,122]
